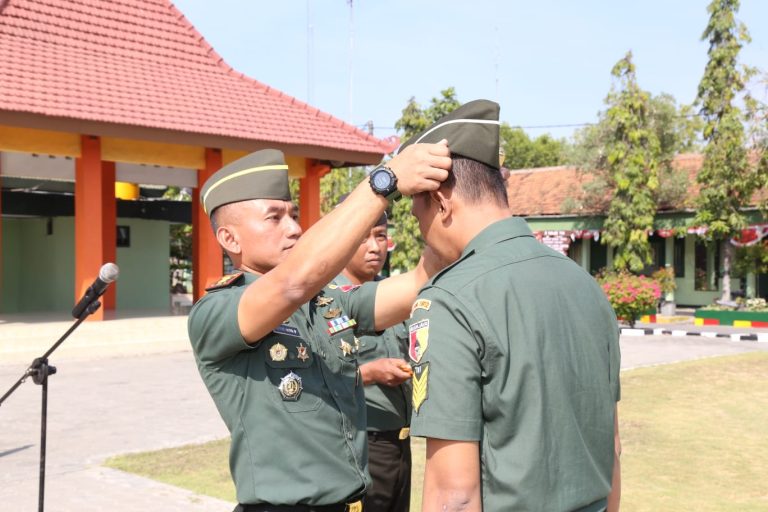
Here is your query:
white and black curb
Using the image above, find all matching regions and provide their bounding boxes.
[621,328,768,343]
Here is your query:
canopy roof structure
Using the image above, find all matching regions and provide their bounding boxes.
[0,0,397,164]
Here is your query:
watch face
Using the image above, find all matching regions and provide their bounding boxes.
[372,169,392,189]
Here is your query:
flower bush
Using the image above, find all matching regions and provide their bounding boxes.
[651,267,676,295]
[597,271,662,327]
[702,297,768,312]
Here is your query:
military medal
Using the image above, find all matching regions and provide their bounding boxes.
[278,371,303,401]
[340,339,353,357]
[315,296,334,307]
[297,343,310,362]
[323,307,342,319]
[327,315,357,335]
[269,342,288,362]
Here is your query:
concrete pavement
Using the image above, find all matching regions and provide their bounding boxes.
[1,313,767,511]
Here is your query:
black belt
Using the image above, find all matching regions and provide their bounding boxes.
[367,428,409,441]
[235,503,357,512]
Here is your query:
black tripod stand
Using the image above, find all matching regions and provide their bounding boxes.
[0,299,103,512]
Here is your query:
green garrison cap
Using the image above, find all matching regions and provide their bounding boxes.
[399,99,501,169]
[200,149,291,216]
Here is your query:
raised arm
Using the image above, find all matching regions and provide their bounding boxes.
[237,142,451,343]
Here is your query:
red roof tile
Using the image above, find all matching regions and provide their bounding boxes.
[0,0,396,161]
[506,153,766,217]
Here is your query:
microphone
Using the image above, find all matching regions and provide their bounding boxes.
[72,263,120,318]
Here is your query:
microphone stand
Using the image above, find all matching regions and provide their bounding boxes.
[0,299,103,512]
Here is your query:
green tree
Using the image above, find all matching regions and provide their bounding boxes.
[693,0,765,301]
[389,88,461,272]
[596,51,660,272]
[567,93,700,213]
[319,167,366,214]
[500,125,568,169]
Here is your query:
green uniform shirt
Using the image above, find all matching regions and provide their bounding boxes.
[409,217,621,512]
[334,273,410,432]
[188,272,379,506]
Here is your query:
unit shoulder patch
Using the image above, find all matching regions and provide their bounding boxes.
[408,319,429,363]
[205,272,244,291]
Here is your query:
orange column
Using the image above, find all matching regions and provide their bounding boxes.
[74,136,116,320]
[0,157,3,313]
[298,159,331,231]
[192,148,223,302]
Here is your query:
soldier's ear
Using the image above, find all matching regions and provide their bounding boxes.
[429,190,452,220]
[216,225,242,255]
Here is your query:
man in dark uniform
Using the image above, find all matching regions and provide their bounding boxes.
[333,197,412,512]
[403,100,622,512]
[187,144,451,512]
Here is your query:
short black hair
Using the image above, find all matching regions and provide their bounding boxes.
[444,156,508,207]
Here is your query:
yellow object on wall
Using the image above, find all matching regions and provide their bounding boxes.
[115,182,139,200]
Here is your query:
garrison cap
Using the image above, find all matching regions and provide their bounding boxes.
[399,99,501,169]
[336,193,388,226]
[200,149,291,216]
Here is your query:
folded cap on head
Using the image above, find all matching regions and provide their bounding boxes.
[398,99,501,169]
[200,149,291,216]
[336,192,388,226]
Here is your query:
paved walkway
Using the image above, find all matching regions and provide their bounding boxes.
[1,313,766,511]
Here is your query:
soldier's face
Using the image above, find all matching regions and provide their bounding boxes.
[234,199,302,273]
[345,224,388,282]
[411,192,445,257]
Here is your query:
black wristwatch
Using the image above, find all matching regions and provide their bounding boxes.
[369,165,401,201]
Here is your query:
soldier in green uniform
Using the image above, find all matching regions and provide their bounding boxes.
[333,196,412,512]
[187,145,451,512]
[403,100,622,512]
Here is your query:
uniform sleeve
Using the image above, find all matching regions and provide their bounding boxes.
[333,280,379,336]
[408,288,483,441]
[187,288,254,366]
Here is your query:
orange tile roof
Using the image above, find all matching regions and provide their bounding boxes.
[0,0,396,161]
[506,153,766,217]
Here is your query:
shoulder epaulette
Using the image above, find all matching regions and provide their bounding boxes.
[205,272,245,291]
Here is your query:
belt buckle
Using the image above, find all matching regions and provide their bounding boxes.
[346,501,363,512]
[398,427,410,440]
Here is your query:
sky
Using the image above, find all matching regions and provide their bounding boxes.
[172,0,768,142]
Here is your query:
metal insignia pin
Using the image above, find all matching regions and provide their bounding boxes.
[340,339,353,356]
[278,371,303,401]
[323,308,342,319]
[269,342,288,362]
[297,343,310,362]
[315,296,334,307]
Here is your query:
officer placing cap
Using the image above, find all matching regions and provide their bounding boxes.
[406,100,622,511]
[187,142,451,511]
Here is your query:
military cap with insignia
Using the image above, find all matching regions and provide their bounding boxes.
[200,149,291,216]
[399,99,501,169]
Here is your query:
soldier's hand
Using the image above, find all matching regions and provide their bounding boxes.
[388,140,451,196]
[361,358,413,387]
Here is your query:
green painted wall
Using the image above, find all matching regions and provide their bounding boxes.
[1,217,170,313]
[1,217,74,313]
[116,218,170,310]
[1,218,21,313]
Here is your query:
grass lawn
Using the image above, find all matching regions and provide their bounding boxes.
[105,352,768,510]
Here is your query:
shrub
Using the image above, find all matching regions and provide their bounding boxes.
[597,271,662,327]
[651,267,676,295]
